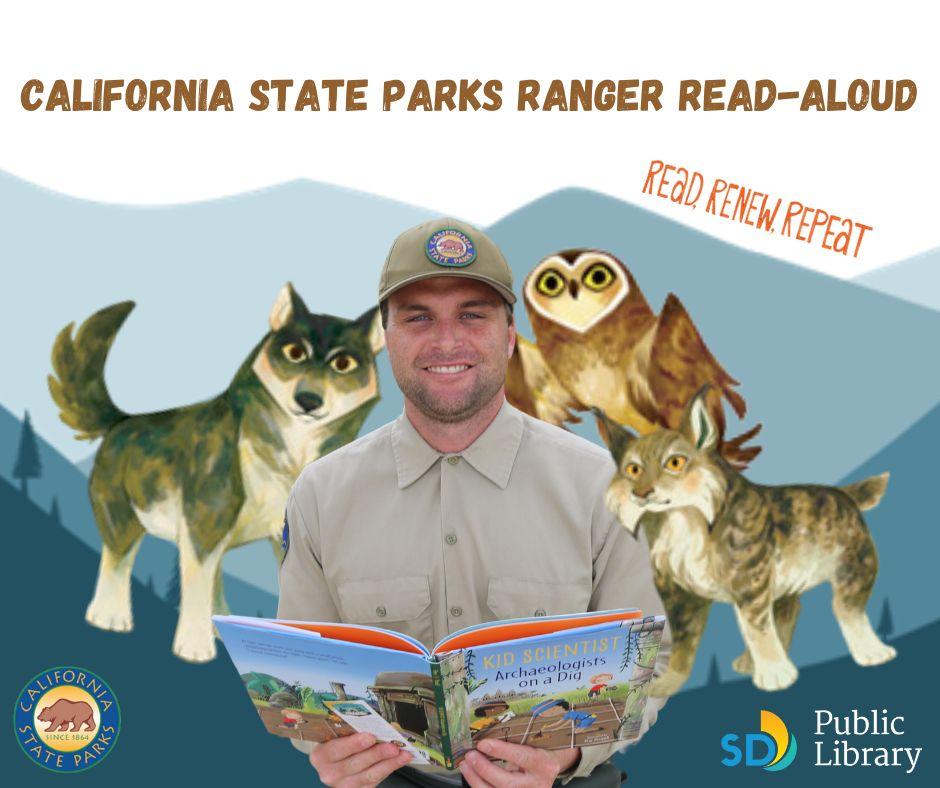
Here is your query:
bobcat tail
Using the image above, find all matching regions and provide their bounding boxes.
[720,423,763,470]
[841,472,889,511]
[48,301,135,440]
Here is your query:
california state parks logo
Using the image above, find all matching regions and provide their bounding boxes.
[426,228,477,267]
[14,666,121,773]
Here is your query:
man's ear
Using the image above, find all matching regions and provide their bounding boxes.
[269,283,309,331]
[593,408,637,465]
[679,385,719,451]
[355,306,385,356]
[507,320,517,359]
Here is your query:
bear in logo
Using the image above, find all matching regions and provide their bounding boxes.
[37,698,97,732]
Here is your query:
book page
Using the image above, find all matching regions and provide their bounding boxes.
[214,619,448,767]
[444,616,665,759]
[324,700,431,764]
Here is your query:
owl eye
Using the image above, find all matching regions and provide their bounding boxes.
[536,269,566,297]
[282,342,308,363]
[624,462,642,479]
[329,353,359,374]
[663,455,688,473]
[582,263,615,291]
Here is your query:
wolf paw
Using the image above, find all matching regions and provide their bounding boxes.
[852,642,897,666]
[85,602,133,633]
[648,670,689,697]
[732,652,753,676]
[173,630,217,663]
[752,660,798,691]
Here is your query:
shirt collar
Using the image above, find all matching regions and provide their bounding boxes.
[391,398,525,490]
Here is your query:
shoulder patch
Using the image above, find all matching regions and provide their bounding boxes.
[426,228,477,267]
[280,512,290,564]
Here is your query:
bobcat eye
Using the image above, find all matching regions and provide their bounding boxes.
[624,463,642,479]
[536,269,566,297]
[582,263,614,291]
[329,353,359,374]
[282,342,308,363]
[664,455,688,473]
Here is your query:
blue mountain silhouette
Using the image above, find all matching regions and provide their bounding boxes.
[856,247,940,312]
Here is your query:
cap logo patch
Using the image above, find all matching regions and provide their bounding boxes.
[426,229,477,267]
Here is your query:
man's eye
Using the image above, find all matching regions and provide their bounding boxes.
[460,312,484,319]
[406,315,430,322]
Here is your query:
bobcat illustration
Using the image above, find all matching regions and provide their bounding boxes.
[597,386,895,695]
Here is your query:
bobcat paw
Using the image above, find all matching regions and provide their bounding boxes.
[732,652,753,676]
[648,670,689,697]
[85,601,133,633]
[173,630,217,663]
[852,642,897,666]
[752,660,798,691]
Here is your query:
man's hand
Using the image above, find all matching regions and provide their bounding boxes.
[309,732,413,787]
[459,739,581,787]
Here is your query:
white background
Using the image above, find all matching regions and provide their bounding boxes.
[0,0,936,278]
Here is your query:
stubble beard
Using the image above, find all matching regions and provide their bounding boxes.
[398,363,505,424]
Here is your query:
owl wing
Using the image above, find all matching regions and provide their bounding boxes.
[648,294,760,465]
[506,336,583,428]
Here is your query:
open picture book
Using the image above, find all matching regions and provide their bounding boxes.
[213,608,665,769]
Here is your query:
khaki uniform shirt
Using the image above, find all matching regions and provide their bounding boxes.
[278,399,668,784]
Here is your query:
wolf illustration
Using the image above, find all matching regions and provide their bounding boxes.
[596,387,895,695]
[49,284,384,662]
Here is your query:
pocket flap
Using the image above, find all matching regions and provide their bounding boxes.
[486,576,589,621]
[337,575,431,624]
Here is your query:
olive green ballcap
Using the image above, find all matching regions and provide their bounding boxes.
[378,217,516,304]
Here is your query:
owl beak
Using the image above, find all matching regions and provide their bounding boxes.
[568,279,580,299]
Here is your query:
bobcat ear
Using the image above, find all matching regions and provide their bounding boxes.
[680,385,719,451]
[593,408,636,464]
[355,306,385,355]
[269,283,309,331]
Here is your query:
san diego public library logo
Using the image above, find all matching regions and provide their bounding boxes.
[14,666,121,773]
[720,709,797,771]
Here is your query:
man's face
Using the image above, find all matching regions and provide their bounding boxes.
[385,277,515,423]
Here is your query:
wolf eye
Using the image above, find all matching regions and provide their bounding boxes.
[582,263,614,291]
[664,455,688,473]
[624,463,642,479]
[329,353,358,374]
[536,269,566,297]
[282,342,308,363]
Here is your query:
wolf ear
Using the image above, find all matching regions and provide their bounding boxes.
[593,408,637,465]
[355,306,385,356]
[680,385,719,451]
[269,283,309,331]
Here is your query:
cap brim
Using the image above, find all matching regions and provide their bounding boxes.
[379,270,517,304]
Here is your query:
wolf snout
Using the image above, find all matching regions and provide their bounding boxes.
[294,391,324,413]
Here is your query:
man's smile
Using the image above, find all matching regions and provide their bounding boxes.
[423,363,475,375]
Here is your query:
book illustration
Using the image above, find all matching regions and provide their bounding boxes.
[324,700,431,764]
[50,287,383,663]
[214,609,663,768]
[455,616,665,754]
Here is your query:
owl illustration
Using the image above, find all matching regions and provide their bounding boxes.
[507,249,761,468]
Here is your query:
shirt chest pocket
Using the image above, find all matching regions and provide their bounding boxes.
[336,575,434,649]
[486,576,592,621]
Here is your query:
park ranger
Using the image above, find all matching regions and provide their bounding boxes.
[278,218,668,788]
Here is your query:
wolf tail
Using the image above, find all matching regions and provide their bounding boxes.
[48,301,135,440]
[841,472,890,511]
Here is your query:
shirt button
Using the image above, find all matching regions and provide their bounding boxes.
[450,606,463,617]
[534,608,547,617]
[375,605,387,617]
[445,533,458,545]
[446,456,459,465]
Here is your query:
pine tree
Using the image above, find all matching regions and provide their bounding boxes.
[166,558,181,608]
[706,654,721,686]
[877,598,894,643]
[49,496,62,526]
[13,410,42,497]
